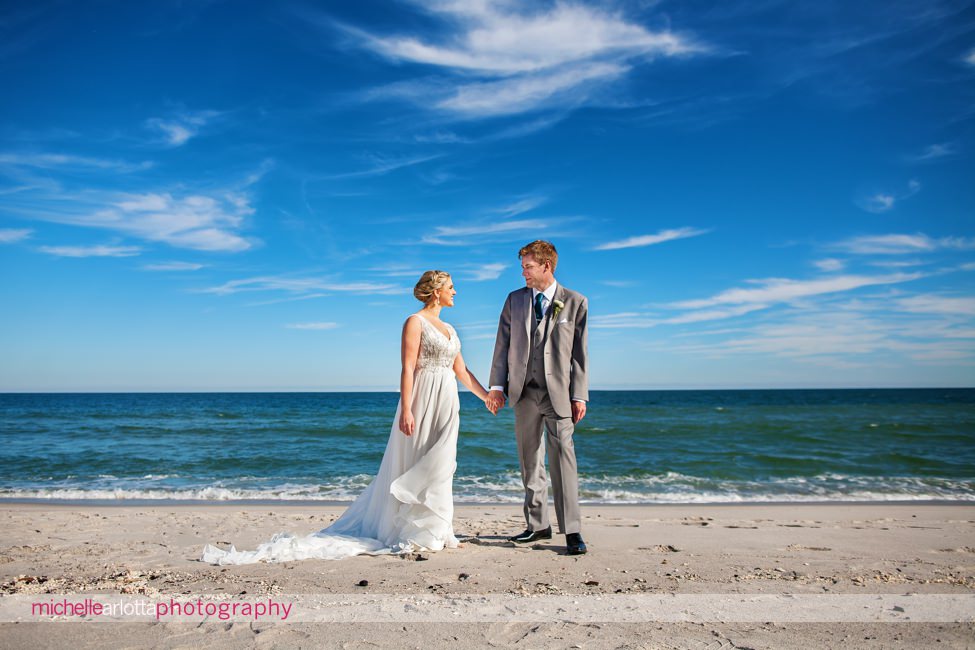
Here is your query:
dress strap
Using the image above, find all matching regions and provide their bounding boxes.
[409,314,433,339]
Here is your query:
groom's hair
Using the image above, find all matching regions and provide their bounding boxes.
[519,240,558,271]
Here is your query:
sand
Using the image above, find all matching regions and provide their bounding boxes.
[1,502,973,648]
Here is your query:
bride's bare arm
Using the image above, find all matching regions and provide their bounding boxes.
[399,316,422,435]
[452,352,490,402]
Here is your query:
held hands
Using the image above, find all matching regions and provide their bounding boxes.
[399,409,415,436]
[485,390,506,415]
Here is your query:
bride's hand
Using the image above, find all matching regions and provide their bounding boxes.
[483,396,497,415]
[399,410,415,436]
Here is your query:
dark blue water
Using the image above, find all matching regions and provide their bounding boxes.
[0,389,972,503]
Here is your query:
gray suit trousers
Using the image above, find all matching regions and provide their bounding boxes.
[514,384,581,535]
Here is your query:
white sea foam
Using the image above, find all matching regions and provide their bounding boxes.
[1,472,972,503]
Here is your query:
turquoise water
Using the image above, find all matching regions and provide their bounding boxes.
[0,389,972,503]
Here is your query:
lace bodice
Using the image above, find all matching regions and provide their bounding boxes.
[414,314,460,371]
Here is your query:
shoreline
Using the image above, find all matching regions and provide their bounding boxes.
[3,386,973,393]
[1,497,973,508]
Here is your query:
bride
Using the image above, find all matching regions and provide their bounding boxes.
[202,270,493,564]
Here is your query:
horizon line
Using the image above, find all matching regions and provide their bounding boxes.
[1,386,973,394]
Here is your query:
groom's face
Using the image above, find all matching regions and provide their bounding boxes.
[521,254,552,290]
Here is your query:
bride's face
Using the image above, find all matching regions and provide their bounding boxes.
[434,279,456,307]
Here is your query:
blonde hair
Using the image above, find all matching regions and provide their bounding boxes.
[413,270,451,304]
[519,240,558,271]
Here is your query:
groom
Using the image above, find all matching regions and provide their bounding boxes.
[488,240,589,556]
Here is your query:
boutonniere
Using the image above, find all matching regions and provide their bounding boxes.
[551,299,564,319]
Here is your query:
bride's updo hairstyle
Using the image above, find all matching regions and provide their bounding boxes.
[414,270,451,305]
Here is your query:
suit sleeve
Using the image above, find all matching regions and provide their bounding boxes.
[489,294,512,394]
[569,296,589,402]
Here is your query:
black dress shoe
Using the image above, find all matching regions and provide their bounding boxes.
[508,526,552,543]
[566,533,587,555]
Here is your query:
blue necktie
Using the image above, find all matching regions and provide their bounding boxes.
[534,293,545,322]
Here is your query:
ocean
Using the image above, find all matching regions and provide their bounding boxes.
[1,389,972,504]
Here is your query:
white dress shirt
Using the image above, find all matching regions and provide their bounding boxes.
[532,280,558,322]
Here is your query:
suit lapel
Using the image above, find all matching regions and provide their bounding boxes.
[521,288,532,342]
[553,285,566,320]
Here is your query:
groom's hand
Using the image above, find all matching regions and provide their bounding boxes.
[571,400,587,424]
[487,390,505,414]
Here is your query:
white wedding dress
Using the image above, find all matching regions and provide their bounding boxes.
[201,314,462,564]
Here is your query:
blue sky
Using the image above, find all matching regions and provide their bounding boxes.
[1,0,973,391]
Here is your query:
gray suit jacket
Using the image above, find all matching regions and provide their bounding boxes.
[490,284,589,418]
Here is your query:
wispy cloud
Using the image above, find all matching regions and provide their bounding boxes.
[868,258,928,269]
[357,2,697,74]
[663,304,771,325]
[700,3,971,112]
[437,62,628,117]
[964,47,975,66]
[346,1,704,118]
[594,227,709,251]
[145,110,221,147]
[689,316,898,361]
[665,302,975,367]
[246,294,329,307]
[39,243,142,258]
[590,312,654,328]
[422,218,549,245]
[368,265,428,278]
[0,228,32,243]
[324,152,444,179]
[859,193,895,213]
[906,143,955,163]
[285,322,339,330]
[592,304,766,329]
[617,271,975,368]
[813,258,845,272]
[412,131,472,144]
[106,192,255,252]
[895,295,975,316]
[491,196,546,218]
[0,184,44,196]
[199,275,398,296]
[482,112,570,139]
[466,263,507,281]
[834,233,975,255]
[855,179,920,213]
[13,190,257,253]
[671,272,924,310]
[142,261,205,271]
[0,152,152,173]
[433,219,547,238]
[369,262,506,283]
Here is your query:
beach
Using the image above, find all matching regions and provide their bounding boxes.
[2,502,973,648]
